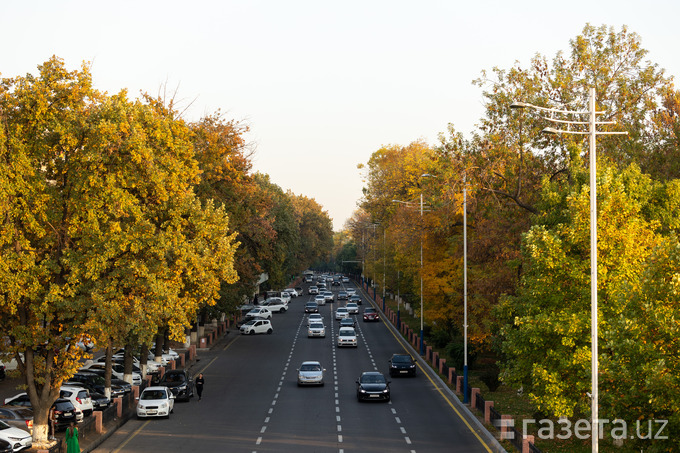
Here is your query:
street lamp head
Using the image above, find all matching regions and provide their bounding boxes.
[510,101,529,109]
[542,127,560,135]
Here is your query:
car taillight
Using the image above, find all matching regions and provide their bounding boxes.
[76,397,82,404]
[54,410,63,415]
[26,420,33,429]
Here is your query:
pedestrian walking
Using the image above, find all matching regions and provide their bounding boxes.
[196,373,205,401]
[65,422,80,453]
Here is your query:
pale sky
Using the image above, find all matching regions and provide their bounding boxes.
[2,1,678,231]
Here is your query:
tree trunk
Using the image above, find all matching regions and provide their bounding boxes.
[139,343,149,379]
[123,343,134,385]
[153,332,164,363]
[23,348,60,448]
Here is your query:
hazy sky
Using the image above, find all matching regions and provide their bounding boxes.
[2,1,678,230]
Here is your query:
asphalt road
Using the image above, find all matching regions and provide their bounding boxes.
[74,280,496,452]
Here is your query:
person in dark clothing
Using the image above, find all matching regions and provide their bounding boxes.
[196,373,205,401]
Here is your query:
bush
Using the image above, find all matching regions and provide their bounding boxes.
[445,340,477,370]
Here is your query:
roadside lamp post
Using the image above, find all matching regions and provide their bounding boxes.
[511,88,627,452]
[392,174,432,356]
[462,172,469,404]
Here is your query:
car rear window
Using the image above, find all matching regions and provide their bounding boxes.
[54,401,75,411]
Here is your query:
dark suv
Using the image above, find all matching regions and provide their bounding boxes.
[159,369,194,402]
[51,398,78,430]
[70,371,128,397]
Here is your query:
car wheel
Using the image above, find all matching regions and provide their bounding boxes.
[267,329,273,334]
[248,330,254,335]
[279,308,285,313]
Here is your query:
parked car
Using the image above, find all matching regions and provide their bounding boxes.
[245,307,272,320]
[304,302,319,313]
[50,398,78,431]
[356,371,391,401]
[0,407,33,434]
[158,369,194,402]
[62,382,110,410]
[389,353,417,377]
[297,361,325,386]
[136,386,174,419]
[345,302,359,314]
[69,371,127,397]
[0,438,12,453]
[261,299,288,313]
[239,319,273,335]
[0,420,31,451]
[337,327,358,348]
[363,307,380,322]
[80,362,142,386]
[295,286,304,296]
[307,323,326,338]
[60,385,94,420]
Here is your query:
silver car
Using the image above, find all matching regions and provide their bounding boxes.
[297,361,325,386]
[307,322,326,338]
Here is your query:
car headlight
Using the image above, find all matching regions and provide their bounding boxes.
[359,388,366,393]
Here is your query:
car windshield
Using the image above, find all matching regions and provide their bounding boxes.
[365,309,375,313]
[362,374,386,384]
[0,421,10,430]
[339,329,355,336]
[310,323,324,329]
[392,355,411,363]
[300,364,321,372]
[141,390,167,400]
[164,373,186,384]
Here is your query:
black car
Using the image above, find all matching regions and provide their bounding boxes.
[356,372,391,402]
[159,369,194,402]
[339,318,356,329]
[51,398,78,430]
[349,295,362,305]
[78,369,132,394]
[70,371,127,397]
[389,353,417,377]
[304,302,319,313]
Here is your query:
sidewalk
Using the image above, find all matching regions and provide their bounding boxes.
[30,324,235,453]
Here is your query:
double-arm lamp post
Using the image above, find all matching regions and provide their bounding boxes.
[511,88,626,452]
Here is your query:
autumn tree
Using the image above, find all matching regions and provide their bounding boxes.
[0,57,238,446]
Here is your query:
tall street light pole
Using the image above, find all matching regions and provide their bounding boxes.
[511,88,626,452]
[463,172,469,404]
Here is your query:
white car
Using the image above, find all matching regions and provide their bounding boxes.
[240,319,273,335]
[345,302,359,314]
[261,299,288,313]
[307,323,326,338]
[346,288,356,296]
[136,386,174,419]
[308,286,319,295]
[297,361,325,386]
[60,385,94,420]
[278,292,291,303]
[246,307,272,319]
[0,420,32,451]
[80,362,143,386]
[337,327,358,347]
[307,313,323,326]
[283,288,298,297]
[323,291,335,303]
[314,295,326,306]
[335,307,350,320]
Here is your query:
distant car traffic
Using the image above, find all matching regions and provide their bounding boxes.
[345,302,359,314]
[363,307,380,322]
[356,372,391,401]
[307,323,326,338]
[389,353,417,377]
[337,327,358,348]
[349,294,362,305]
[335,307,349,320]
[297,361,325,386]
